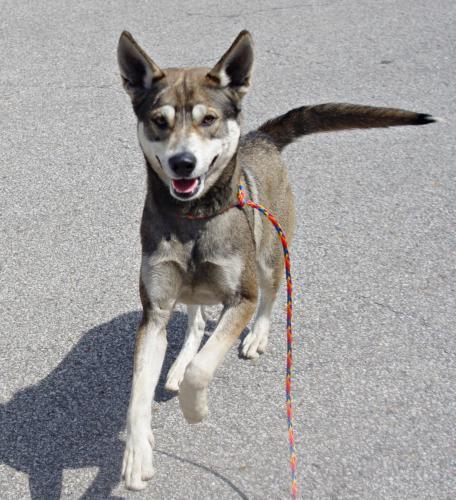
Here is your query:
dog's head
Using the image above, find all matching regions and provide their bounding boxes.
[117,31,254,201]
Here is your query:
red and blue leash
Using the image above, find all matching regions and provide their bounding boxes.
[183,183,298,498]
[237,183,297,499]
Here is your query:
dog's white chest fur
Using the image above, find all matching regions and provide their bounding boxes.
[141,237,244,306]
[180,253,244,304]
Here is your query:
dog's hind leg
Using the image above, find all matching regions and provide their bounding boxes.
[241,261,279,359]
[165,305,206,392]
[179,295,257,423]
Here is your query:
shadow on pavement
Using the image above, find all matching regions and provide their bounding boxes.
[156,449,248,500]
[0,310,189,499]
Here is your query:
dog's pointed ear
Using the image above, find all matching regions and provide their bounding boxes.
[206,30,254,97]
[117,31,164,101]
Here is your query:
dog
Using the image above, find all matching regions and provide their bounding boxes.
[116,30,435,490]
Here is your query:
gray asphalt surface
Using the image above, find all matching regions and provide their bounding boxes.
[1,1,455,498]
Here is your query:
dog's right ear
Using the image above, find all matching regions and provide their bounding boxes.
[206,30,254,98]
[117,31,164,101]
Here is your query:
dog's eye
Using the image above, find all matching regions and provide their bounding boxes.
[152,116,168,129]
[201,114,217,127]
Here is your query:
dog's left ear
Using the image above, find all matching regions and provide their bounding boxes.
[207,30,254,98]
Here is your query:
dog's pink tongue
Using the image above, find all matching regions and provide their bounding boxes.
[172,178,198,193]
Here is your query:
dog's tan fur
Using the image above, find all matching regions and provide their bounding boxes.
[117,29,435,490]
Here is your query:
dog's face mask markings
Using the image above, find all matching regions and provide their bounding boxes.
[118,30,253,201]
[138,98,241,201]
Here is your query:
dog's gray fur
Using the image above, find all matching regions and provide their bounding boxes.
[117,30,436,490]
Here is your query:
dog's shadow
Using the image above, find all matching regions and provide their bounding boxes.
[0,310,198,499]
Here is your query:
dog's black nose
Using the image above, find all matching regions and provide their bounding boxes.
[169,152,197,176]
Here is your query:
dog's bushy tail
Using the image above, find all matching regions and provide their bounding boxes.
[258,103,437,151]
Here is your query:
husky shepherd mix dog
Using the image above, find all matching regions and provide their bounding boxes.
[117,30,435,490]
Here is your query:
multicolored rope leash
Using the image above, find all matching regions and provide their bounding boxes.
[182,183,297,499]
[237,183,297,500]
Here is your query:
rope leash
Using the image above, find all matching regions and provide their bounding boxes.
[180,183,298,499]
[237,183,297,500]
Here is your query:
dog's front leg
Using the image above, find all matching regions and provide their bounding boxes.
[165,305,206,392]
[122,267,179,490]
[122,310,169,490]
[179,296,257,423]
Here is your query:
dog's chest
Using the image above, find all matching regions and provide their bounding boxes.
[146,229,244,306]
[183,231,244,304]
[181,252,243,305]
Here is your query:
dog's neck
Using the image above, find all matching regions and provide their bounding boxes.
[145,155,241,219]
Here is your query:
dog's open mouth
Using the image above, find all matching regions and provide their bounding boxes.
[171,177,201,199]
[169,156,218,200]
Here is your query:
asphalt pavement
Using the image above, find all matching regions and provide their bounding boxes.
[0,0,455,498]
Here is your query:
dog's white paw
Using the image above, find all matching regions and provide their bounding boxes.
[165,358,189,392]
[179,380,208,423]
[122,431,155,490]
[241,329,268,359]
[179,363,209,423]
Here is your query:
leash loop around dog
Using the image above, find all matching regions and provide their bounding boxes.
[237,183,298,500]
